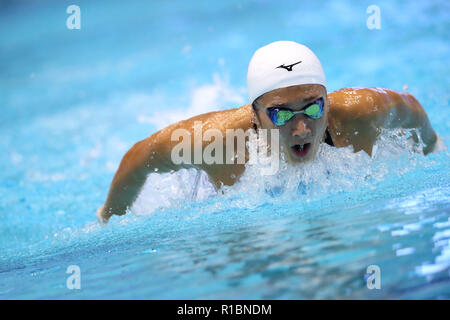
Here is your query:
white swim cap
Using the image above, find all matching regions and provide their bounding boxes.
[247,41,326,103]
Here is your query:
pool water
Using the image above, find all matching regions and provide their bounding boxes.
[1,0,449,299]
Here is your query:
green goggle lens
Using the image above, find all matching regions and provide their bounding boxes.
[304,103,321,118]
[275,110,295,125]
[268,98,324,126]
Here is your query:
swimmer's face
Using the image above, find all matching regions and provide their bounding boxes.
[253,84,328,163]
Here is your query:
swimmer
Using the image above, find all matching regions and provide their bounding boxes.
[97,41,439,223]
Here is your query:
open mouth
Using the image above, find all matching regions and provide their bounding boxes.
[291,143,311,158]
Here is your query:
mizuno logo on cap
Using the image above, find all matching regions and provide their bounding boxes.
[276,60,302,72]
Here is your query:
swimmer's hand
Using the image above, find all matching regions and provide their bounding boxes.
[96,205,109,224]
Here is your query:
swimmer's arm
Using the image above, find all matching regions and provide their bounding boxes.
[327,88,438,156]
[97,105,253,222]
[97,130,183,223]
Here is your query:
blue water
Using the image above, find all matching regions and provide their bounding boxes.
[1,0,449,299]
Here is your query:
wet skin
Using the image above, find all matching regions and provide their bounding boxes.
[97,85,438,222]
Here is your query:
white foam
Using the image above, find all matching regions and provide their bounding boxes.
[131,169,216,216]
[130,128,429,216]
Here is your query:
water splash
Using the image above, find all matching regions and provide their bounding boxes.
[130,128,440,217]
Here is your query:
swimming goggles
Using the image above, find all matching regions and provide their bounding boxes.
[266,97,324,126]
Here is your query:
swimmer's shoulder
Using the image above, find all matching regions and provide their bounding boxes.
[175,104,254,132]
[195,104,254,130]
[150,104,254,142]
[328,87,383,116]
[327,87,420,116]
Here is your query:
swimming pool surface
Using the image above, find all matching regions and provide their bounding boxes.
[1,0,449,299]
